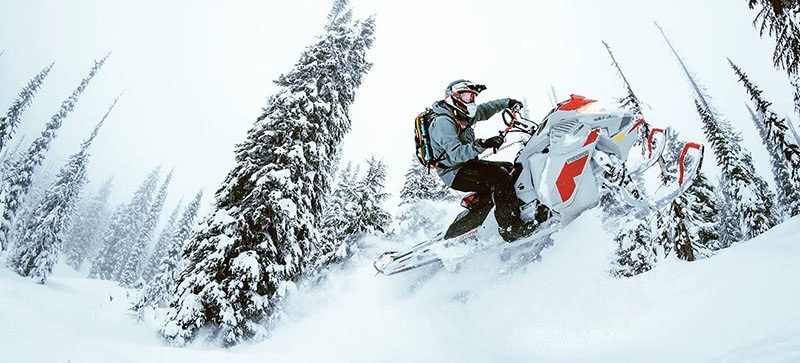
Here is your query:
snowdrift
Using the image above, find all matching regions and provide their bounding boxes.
[2,210,800,362]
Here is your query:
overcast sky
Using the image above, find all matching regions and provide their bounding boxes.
[0,0,795,216]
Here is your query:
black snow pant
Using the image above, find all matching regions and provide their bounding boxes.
[450,159,523,235]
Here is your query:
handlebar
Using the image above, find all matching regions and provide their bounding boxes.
[500,107,537,136]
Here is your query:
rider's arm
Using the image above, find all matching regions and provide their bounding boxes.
[470,98,510,124]
[429,116,485,164]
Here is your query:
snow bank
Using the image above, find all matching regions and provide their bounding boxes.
[264,211,800,362]
[2,213,800,362]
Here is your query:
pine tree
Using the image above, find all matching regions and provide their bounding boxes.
[751,105,800,217]
[398,157,455,205]
[747,0,800,75]
[697,100,775,245]
[609,216,656,278]
[9,97,118,283]
[140,200,182,283]
[64,176,114,270]
[162,0,375,346]
[657,23,778,244]
[392,157,458,237]
[88,205,126,279]
[133,190,203,312]
[732,60,800,217]
[746,0,800,122]
[604,187,657,276]
[0,55,108,252]
[118,168,170,286]
[89,168,160,280]
[658,128,720,257]
[345,157,391,243]
[314,157,391,268]
[0,63,53,154]
[599,40,661,277]
[11,163,59,239]
[602,41,644,116]
[0,134,27,174]
[790,74,800,117]
[318,161,359,256]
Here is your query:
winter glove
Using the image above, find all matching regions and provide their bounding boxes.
[478,135,505,149]
[508,99,524,110]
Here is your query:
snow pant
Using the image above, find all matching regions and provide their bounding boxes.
[450,159,522,234]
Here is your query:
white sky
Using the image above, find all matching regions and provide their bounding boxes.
[0,0,796,214]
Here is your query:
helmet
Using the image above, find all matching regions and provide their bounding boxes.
[444,79,486,119]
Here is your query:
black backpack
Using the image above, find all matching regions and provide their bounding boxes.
[414,108,452,169]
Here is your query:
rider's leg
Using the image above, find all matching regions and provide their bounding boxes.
[450,159,523,236]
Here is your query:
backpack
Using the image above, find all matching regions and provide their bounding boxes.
[414,108,451,169]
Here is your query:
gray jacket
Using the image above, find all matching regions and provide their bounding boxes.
[429,98,510,186]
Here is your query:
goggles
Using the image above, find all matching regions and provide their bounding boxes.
[453,89,477,103]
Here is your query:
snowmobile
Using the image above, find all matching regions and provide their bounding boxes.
[374,94,704,276]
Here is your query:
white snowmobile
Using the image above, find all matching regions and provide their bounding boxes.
[374,94,704,276]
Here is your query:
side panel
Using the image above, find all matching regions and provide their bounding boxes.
[516,120,602,222]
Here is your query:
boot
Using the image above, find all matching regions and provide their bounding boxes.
[499,218,540,243]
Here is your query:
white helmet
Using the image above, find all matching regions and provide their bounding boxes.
[444,79,486,119]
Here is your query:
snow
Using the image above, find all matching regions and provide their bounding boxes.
[231,251,261,281]
[264,169,291,185]
[277,198,297,218]
[211,209,235,226]
[3,212,800,362]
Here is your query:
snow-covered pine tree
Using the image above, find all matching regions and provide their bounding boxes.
[133,190,203,312]
[317,161,359,257]
[8,97,118,283]
[603,183,658,273]
[744,103,800,219]
[392,157,459,237]
[0,55,107,252]
[9,163,59,244]
[696,100,774,245]
[368,158,391,217]
[653,127,720,260]
[88,205,126,279]
[118,168,171,287]
[657,23,778,244]
[314,157,390,268]
[140,200,182,283]
[64,176,114,270]
[0,63,53,154]
[0,134,26,171]
[90,167,160,280]
[731,61,800,217]
[398,157,455,205]
[599,40,660,277]
[609,215,656,277]
[162,0,374,346]
[109,168,161,281]
[343,157,391,245]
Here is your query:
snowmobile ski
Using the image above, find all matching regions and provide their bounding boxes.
[374,219,561,276]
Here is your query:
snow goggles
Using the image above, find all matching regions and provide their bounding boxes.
[453,89,477,103]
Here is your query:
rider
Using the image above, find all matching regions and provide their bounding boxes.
[428,79,537,242]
